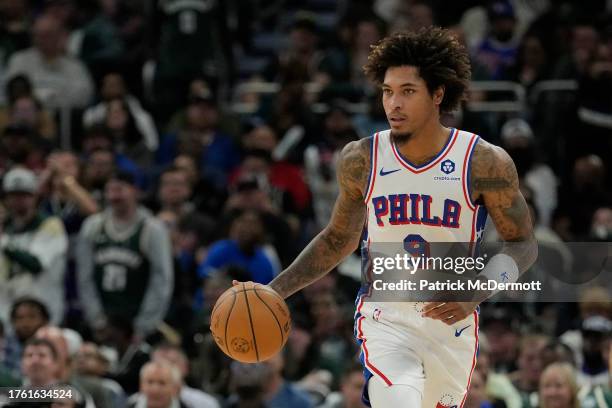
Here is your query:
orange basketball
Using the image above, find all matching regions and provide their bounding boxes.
[210,282,291,363]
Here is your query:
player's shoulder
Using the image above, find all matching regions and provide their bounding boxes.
[337,136,374,193]
[471,137,514,170]
[338,136,372,169]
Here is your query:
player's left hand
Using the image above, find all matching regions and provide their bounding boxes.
[421,301,479,325]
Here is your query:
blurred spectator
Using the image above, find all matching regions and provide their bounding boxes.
[480,307,521,372]
[226,361,270,408]
[319,17,386,94]
[126,360,187,408]
[590,207,612,241]
[555,155,612,240]
[538,363,579,408]
[73,341,126,408]
[0,320,21,387]
[541,340,575,368]
[96,315,151,396]
[352,91,389,139]
[148,0,232,121]
[263,353,313,408]
[6,14,94,108]
[304,102,359,229]
[80,124,145,192]
[473,1,520,79]
[173,154,227,217]
[1,297,50,378]
[72,2,124,83]
[508,334,550,406]
[103,98,154,167]
[307,290,356,384]
[76,171,173,337]
[83,72,158,154]
[155,166,193,219]
[239,123,311,217]
[0,92,57,140]
[553,23,600,80]
[477,336,522,408]
[164,213,215,335]
[197,209,280,284]
[388,0,435,34]
[0,124,48,173]
[152,343,220,408]
[157,92,241,188]
[320,363,365,408]
[34,326,97,408]
[231,148,307,217]
[263,82,317,164]
[166,78,241,137]
[0,167,68,324]
[20,337,60,386]
[574,38,612,155]
[463,369,502,408]
[39,151,99,234]
[504,33,552,90]
[0,0,31,66]
[500,118,557,227]
[263,14,324,85]
[33,326,71,381]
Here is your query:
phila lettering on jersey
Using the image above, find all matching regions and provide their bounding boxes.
[363,128,488,254]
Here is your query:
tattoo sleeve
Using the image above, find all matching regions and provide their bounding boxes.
[470,141,538,274]
[269,139,370,299]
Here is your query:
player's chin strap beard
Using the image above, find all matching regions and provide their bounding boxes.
[391,131,413,144]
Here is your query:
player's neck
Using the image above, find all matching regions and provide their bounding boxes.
[395,122,450,166]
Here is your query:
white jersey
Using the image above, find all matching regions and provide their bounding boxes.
[354,128,483,408]
[363,127,487,252]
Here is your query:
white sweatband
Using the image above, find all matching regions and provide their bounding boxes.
[480,253,519,292]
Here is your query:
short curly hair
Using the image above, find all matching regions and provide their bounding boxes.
[363,27,471,113]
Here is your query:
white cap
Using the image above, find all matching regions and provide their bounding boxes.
[500,118,533,142]
[2,167,38,194]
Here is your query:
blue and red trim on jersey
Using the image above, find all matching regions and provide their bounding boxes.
[462,133,480,212]
[391,128,458,174]
[364,133,380,204]
[459,311,480,408]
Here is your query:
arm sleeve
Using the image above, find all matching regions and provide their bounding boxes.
[76,216,107,328]
[2,248,42,274]
[134,219,174,335]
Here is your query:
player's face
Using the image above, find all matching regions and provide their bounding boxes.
[381,66,443,141]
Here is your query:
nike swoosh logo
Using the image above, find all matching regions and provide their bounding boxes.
[379,168,401,176]
[455,325,471,337]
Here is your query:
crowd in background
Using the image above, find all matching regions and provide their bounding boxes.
[0,0,611,407]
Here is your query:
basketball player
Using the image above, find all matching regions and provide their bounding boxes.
[237,27,538,407]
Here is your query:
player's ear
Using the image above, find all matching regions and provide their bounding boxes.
[433,86,445,106]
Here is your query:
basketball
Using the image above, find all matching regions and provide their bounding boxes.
[210,282,291,363]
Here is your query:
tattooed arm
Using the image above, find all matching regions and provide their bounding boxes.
[423,139,538,324]
[470,139,538,273]
[268,139,370,299]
